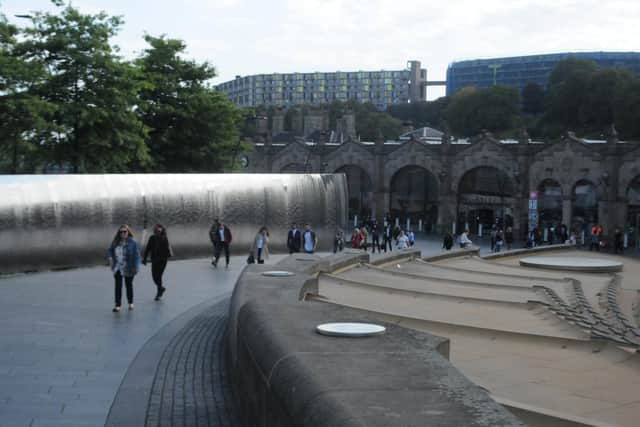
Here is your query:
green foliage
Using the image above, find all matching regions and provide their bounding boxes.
[0,11,55,173]
[135,34,241,172]
[17,3,149,172]
[445,86,520,137]
[542,57,640,139]
[386,97,450,129]
[521,82,545,115]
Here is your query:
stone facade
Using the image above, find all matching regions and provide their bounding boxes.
[243,133,640,242]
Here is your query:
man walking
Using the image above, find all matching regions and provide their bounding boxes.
[209,219,232,268]
[302,223,317,254]
[383,223,393,252]
[287,223,302,254]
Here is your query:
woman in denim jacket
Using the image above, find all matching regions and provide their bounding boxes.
[108,224,141,312]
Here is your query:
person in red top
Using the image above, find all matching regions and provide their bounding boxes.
[209,219,233,267]
[590,224,603,251]
[351,228,363,249]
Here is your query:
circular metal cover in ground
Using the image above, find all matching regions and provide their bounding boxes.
[519,256,623,272]
[316,322,386,337]
[261,270,295,277]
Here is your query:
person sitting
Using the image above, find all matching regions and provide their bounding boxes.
[459,229,472,248]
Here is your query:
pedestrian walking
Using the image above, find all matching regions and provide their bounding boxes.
[209,219,232,268]
[108,224,141,312]
[251,226,269,264]
[142,223,172,301]
[302,223,317,254]
[442,231,453,250]
[614,227,624,254]
[383,223,393,252]
[287,223,302,254]
[505,226,514,250]
[370,224,381,253]
[333,228,344,253]
[407,228,415,246]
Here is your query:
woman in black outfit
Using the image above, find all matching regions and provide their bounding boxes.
[142,224,172,301]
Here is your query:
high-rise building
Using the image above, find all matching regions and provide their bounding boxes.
[216,61,427,110]
[446,52,640,96]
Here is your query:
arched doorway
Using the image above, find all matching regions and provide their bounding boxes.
[457,167,515,234]
[571,180,598,234]
[627,175,640,248]
[538,179,563,226]
[335,165,373,223]
[389,166,439,232]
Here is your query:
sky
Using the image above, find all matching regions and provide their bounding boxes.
[2,0,639,100]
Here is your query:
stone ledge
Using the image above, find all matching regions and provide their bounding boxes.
[227,255,524,427]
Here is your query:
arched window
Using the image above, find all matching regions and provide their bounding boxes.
[389,166,439,232]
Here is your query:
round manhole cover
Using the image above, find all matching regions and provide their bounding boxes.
[261,270,295,277]
[316,322,386,337]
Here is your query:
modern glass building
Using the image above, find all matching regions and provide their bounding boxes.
[446,52,640,96]
[216,61,426,111]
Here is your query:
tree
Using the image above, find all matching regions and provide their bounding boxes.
[521,82,545,115]
[18,1,149,172]
[445,86,520,136]
[543,58,598,132]
[386,97,450,129]
[136,34,241,172]
[0,11,53,173]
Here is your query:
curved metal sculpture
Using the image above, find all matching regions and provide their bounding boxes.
[0,174,347,274]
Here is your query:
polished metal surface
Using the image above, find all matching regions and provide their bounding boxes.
[315,322,386,337]
[0,174,347,273]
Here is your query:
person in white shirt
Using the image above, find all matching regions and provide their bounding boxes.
[459,229,472,248]
[396,230,410,249]
[251,226,269,264]
[302,223,317,254]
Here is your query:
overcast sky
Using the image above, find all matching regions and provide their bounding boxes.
[3,0,639,99]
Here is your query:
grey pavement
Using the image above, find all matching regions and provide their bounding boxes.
[1,234,637,427]
[0,253,285,427]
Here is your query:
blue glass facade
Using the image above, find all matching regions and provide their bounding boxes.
[446,52,640,96]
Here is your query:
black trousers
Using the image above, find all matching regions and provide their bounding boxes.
[371,236,380,253]
[151,259,167,289]
[114,271,134,306]
[383,238,393,252]
[214,242,230,265]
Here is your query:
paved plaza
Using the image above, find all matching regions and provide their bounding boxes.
[0,235,638,426]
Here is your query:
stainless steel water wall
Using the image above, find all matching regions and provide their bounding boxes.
[0,174,347,274]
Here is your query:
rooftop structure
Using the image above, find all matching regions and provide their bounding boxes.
[446,51,640,95]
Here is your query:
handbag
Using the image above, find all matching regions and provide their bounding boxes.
[247,254,255,264]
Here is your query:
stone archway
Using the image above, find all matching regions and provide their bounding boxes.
[457,166,515,235]
[627,175,640,247]
[538,179,563,225]
[571,179,598,234]
[280,163,306,173]
[389,166,439,232]
[335,165,373,223]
